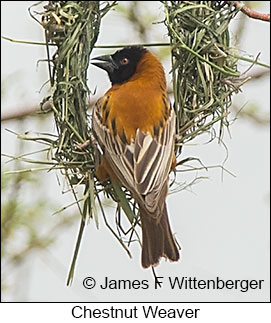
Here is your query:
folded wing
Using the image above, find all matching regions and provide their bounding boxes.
[92,96,176,218]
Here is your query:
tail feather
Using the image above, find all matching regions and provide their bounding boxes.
[140,203,180,268]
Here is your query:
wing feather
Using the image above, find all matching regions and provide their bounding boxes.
[92,96,176,217]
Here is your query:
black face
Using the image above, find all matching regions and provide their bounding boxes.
[91,46,147,85]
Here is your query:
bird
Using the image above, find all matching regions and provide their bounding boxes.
[91,46,180,268]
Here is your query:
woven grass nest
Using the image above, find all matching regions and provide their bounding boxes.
[163,1,245,157]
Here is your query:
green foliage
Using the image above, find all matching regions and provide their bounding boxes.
[1,165,76,295]
[1,169,50,291]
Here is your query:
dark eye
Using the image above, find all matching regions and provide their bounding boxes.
[120,57,129,65]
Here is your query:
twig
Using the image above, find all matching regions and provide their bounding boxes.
[1,102,52,122]
[2,36,270,69]
[227,1,270,22]
[2,36,170,48]
[228,53,270,69]
[249,69,270,80]
[1,36,52,46]
[1,97,98,122]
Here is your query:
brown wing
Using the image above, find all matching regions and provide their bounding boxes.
[92,96,176,217]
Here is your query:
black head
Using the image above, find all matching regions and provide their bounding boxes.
[91,46,147,85]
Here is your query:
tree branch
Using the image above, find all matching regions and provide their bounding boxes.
[1,102,52,122]
[1,97,98,122]
[228,1,270,22]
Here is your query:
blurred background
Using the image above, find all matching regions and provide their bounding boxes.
[1,1,270,301]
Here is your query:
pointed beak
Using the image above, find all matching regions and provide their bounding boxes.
[91,54,117,73]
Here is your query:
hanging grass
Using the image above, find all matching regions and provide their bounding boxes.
[29,1,119,285]
[163,1,251,158]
